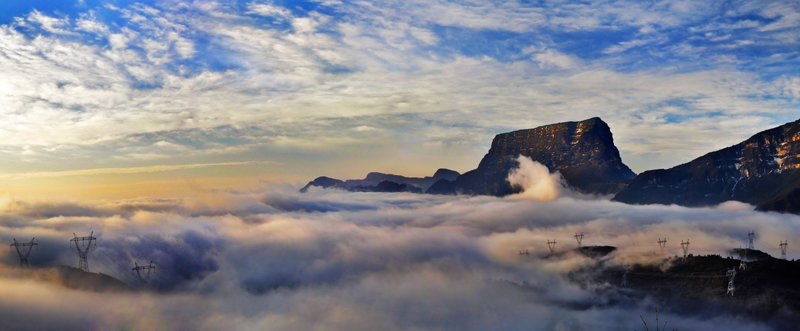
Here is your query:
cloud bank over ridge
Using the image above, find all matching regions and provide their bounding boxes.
[0,184,798,330]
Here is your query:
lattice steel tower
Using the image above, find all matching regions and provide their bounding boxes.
[726,268,736,296]
[658,238,667,254]
[70,232,96,272]
[680,239,690,261]
[780,240,788,260]
[739,246,747,270]
[133,261,156,283]
[621,263,630,288]
[574,232,583,247]
[747,231,755,250]
[10,238,37,267]
[546,240,557,255]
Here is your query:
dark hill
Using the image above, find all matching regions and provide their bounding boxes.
[57,266,134,292]
[300,168,460,193]
[431,117,635,196]
[601,255,800,327]
[350,180,423,193]
[613,117,800,213]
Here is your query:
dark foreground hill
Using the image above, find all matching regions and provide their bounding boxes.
[57,266,133,292]
[429,117,636,196]
[563,248,800,330]
[614,117,800,214]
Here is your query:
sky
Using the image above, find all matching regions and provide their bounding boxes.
[0,0,799,199]
[3,2,800,329]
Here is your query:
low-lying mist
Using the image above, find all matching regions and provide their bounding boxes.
[0,163,797,330]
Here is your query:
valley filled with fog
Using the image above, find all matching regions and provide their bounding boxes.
[0,160,797,330]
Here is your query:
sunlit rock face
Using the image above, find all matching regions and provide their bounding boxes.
[431,117,636,196]
[614,117,800,213]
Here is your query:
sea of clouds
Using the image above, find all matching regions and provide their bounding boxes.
[0,159,798,330]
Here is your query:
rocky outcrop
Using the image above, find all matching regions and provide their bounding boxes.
[300,169,460,193]
[613,117,800,213]
[430,117,635,196]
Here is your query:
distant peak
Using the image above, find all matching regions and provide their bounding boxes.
[432,168,459,179]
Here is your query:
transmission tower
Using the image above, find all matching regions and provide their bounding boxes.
[133,261,156,283]
[739,246,747,270]
[10,238,37,267]
[726,268,736,296]
[574,232,584,247]
[70,232,96,272]
[621,263,630,288]
[518,250,529,256]
[546,240,557,255]
[780,240,788,260]
[680,239,690,261]
[658,238,667,254]
[747,231,755,250]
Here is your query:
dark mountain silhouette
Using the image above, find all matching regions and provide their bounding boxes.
[299,168,459,193]
[613,117,800,213]
[428,117,636,196]
[351,180,423,193]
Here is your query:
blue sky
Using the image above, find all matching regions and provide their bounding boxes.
[0,0,799,194]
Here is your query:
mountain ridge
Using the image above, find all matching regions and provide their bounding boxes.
[299,168,460,193]
[613,117,800,213]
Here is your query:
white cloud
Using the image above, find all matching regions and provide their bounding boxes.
[246,1,292,19]
[533,49,577,69]
[603,36,666,54]
[0,0,796,179]
[0,188,795,329]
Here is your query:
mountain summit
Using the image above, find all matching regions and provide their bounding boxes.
[613,118,800,213]
[429,117,636,196]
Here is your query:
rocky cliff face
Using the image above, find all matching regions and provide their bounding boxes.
[613,118,800,213]
[431,117,636,196]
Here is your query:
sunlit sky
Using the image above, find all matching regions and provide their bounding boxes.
[0,0,798,199]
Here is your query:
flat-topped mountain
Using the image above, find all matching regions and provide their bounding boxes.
[429,117,636,196]
[299,168,460,193]
[613,118,800,213]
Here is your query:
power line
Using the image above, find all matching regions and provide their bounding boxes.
[88,250,142,291]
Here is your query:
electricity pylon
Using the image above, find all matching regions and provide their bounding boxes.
[546,240,557,255]
[574,232,584,247]
[70,232,96,272]
[726,268,736,296]
[518,250,529,256]
[658,238,667,254]
[621,263,630,288]
[10,238,37,267]
[780,240,788,260]
[133,261,156,283]
[739,246,747,270]
[680,239,690,261]
[747,231,755,250]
